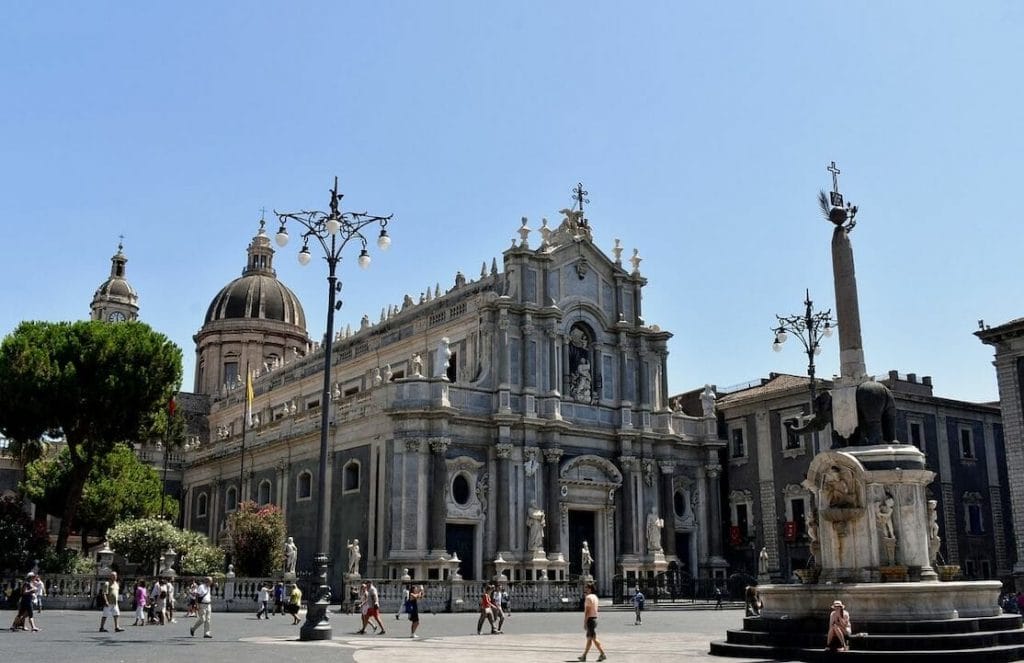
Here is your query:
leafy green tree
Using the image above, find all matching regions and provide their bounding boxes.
[21,444,179,551]
[107,516,223,576]
[0,320,182,551]
[0,496,49,574]
[225,501,285,577]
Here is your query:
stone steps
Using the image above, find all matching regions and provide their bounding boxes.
[710,614,1024,661]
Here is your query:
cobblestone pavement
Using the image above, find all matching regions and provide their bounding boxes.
[2,605,773,663]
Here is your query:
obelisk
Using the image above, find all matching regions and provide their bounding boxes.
[824,162,865,440]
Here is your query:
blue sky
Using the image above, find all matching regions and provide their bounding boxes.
[2,2,1020,403]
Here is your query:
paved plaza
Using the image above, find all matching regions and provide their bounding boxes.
[1,604,776,663]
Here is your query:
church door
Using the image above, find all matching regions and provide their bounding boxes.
[445,524,476,580]
[568,510,597,577]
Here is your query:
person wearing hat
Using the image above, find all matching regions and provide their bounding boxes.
[826,599,851,651]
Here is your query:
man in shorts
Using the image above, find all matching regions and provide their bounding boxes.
[98,571,125,633]
[365,580,386,634]
[578,583,606,661]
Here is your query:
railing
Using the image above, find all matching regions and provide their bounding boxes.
[4,573,584,613]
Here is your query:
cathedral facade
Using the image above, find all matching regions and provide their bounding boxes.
[180,210,726,592]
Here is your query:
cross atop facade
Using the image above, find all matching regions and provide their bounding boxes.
[118,233,124,250]
[828,161,841,193]
[571,182,589,213]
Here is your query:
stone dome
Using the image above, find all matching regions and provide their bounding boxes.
[202,222,307,329]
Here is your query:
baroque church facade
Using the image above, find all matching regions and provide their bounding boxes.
[178,209,727,592]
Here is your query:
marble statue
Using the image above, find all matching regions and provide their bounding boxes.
[581,540,594,575]
[283,536,297,574]
[527,502,546,552]
[347,538,361,576]
[411,354,423,377]
[645,507,664,553]
[435,337,452,379]
[805,510,819,544]
[877,495,896,540]
[758,546,769,575]
[821,465,856,508]
[928,499,941,563]
[700,384,717,417]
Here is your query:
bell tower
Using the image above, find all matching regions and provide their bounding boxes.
[90,239,140,322]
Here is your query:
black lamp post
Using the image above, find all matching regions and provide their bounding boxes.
[772,289,836,450]
[274,177,392,641]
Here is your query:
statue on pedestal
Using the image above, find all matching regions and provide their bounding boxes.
[581,540,594,576]
[758,547,769,575]
[527,502,546,552]
[283,536,298,575]
[700,384,717,417]
[645,507,664,553]
[347,539,361,576]
[876,495,896,540]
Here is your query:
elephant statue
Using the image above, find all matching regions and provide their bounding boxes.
[785,379,896,448]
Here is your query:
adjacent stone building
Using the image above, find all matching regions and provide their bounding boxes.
[180,210,727,592]
[977,318,1024,587]
[676,371,1010,581]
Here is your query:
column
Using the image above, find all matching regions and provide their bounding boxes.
[619,455,637,554]
[496,442,513,552]
[935,413,960,564]
[658,461,676,558]
[521,318,536,389]
[983,419,1010,575]
[705,457,724,560]
[428,437,451,552]
[544,447,564,554]
[276,460,289,521]
[546,327,559,395]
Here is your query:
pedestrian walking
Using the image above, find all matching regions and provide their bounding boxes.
[286,582,302,625]
[578,582,606,661]
[132,579,148,626]
[356,581,375,633]
[396,583,410,620]
[256,583,271,619]
[489,584,505,633]
[165,577,177,623]
[185,579,198,617]
[632,587,645,625]
[10,578,39,632]
[476,584,497,635]
[30,573,44,613]
[273,581,285,615]
[714,584,724,609]
[189,575,214,638]
[98,571,125,633]
[366,580,385,634]
[408,584,423,638]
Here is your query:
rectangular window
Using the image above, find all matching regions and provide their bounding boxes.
[980,559,992,579]
[736,503,749,537]
[968,504,983,534]
[959,426,975,459]
[602,355,614,400]
[791,498,807,536]
[909,421,923,448]
[731,427,746,458]
[964,559,976,578]
[224,361,239,387]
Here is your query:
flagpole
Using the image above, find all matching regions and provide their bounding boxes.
[240,360,250,498]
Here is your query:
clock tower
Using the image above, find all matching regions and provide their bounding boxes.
[90,240,140,322]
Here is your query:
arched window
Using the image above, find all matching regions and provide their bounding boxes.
[258,480,272,505]
[343,461,360,493]
[225,486,238,512]
[196,492,208,518]
[297,471,313,501]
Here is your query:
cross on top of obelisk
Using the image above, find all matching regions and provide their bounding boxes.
[828,161,844,207]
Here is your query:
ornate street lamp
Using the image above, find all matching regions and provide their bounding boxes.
[772,289,836,418]
[274,177,392,641]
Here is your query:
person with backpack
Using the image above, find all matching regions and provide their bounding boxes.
[632,587,646,625]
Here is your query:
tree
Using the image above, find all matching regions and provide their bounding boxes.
[0,320,182,551]
[225,501,285,577]
[106,516,224,576]
[0,496,49,574]
[21,443,179,551]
